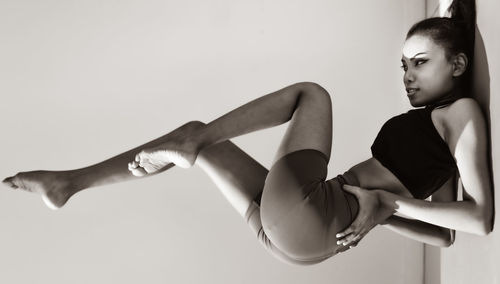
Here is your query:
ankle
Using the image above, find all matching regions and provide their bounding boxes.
[183,120,212,152]
[66,169,89,194]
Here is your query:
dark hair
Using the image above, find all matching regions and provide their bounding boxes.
[406,0,476,92]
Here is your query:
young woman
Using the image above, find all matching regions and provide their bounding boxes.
[2,0,493,266]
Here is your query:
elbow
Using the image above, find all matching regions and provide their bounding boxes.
[476,222,493,236]
[441,241,453,248]
[441,232,454,247]
[442,237,454,247]
[477,206,494,236]
[472,212,493,236]
[439,229,455,247]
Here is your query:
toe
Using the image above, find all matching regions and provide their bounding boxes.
[131,167,147,177]
[2,176,18,189]
[2,176,12,184]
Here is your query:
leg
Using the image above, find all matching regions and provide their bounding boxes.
[195,140,266,218]
[258,84,359,261]
[3,82,312,210]
[195,139,324,265]
[2,121,201,209]
[193,83,344,264]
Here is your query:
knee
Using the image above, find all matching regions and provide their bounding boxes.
[296,82,331,98]
[187,120,206,127]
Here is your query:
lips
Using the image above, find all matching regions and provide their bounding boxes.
[406,87,419,96]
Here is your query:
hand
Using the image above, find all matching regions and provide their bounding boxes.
[336,185,394,248]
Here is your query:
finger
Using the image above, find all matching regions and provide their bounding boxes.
[342,184,360,194]
[135,153,141,162]
[336,234,351,245]
[337,244,350,253]
[347,234,365,247]
[341,234,360,247]
[350,234,362,244]
[337,231,357,246]
[336,227,355,239]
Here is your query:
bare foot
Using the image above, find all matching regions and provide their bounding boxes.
[2,170,74,210]
[129,121,205,176]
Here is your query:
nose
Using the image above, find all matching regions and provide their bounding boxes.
[404,69,414,84]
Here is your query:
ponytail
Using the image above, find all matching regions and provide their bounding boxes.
[448,0,476,93]
[448,0,476,62]
[448,0,476,30]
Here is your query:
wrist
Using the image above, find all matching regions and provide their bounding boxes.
[376,190,397,212]
[380,214,395,225]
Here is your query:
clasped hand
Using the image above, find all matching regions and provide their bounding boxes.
[335,185,394,249]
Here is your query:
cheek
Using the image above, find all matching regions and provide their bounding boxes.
[422,66,453,90]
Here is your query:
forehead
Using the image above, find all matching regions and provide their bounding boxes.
[402,34,444,60]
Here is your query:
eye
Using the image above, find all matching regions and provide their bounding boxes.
[400,65,407,71]
[415,59,427,66]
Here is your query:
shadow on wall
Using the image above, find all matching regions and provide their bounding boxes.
[425,23,493,284]
[472,26,495,230]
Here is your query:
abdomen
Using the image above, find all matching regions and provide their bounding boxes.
[347,157,414,198]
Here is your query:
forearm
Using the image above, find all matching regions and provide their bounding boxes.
[196,82,319,148]
[379,190,489,235]
[382,215,453,247]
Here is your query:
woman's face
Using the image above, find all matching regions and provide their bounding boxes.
[401,34,456,107]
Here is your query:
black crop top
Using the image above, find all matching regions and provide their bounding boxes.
[370,103,458,199]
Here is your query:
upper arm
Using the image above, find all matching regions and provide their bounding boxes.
[444,98,493,232]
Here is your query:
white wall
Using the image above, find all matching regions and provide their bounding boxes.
[425,0,499,283]
[0,1,425,283]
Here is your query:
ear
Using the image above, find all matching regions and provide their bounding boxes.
[452,52,468,77]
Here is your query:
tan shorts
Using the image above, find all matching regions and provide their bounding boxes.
[245,149,359,265]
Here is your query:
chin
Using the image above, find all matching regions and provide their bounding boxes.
[408,97,425,108]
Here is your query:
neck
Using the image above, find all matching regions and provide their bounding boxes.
[427,86,465,108]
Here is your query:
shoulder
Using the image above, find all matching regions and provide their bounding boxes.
[449,98,481,112]
[442,97,487,151]
[443,98,484,131]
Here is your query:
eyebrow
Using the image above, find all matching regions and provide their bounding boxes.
[401,52,427,62]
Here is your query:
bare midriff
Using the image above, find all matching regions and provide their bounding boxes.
[346,105,455,199]
[347,156,456,201]
[347,156,456,199]
[347,157,415,198]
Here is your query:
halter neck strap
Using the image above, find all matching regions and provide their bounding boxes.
[425,99,457,110]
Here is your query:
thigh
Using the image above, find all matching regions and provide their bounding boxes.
[196,139,268,218]
[245,200,332,266]
[261,149,354,261]
[196,140,333,265]
[272,83,333,164]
